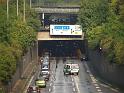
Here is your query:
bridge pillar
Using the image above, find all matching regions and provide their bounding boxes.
[42,13,45,27]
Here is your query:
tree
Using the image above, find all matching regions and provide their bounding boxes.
[0,0,40,86]
[78,0,109,32]
[79,0,124,64]
[0,43,16,84]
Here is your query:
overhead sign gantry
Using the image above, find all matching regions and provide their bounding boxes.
[50,25,82,36]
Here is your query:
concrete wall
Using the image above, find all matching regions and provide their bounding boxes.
[5,42,38,93]
[88,50,124,89]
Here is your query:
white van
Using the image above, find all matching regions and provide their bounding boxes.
[70,64,79,75]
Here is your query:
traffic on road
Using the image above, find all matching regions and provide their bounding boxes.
[24,50,120,93]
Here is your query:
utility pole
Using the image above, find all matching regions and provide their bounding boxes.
[7,0,9,20]
[23,0,26,22]
[30,0,31,9]
[17,0,19,16]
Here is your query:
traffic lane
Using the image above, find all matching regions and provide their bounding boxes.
[37,57,57,93]
[23,64,41,93]
[47,58,57,93]
[64,58,98,93]
[75,60,99,93]
[50,57,122,93]
[99,83,121,93]
[51,58,74,93]
[82,61,122,93]
[24,58,54,93]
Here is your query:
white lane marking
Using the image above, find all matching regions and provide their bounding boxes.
[100,83,120,92]
[89,74,93,77]
[73,88,76,91]
[92,80,97,83]
[72,78,74,82]
[73,76,81,93]
[97,89,102,92]
[96,86,100,89]
[24,75,34,93]
[84,62,104,93]
[94,83,99,86]
[91,76,95,80]
[50,83,52,86]
[111,88,120,92]
[49,88,51,92]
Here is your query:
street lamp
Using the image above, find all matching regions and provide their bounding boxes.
[7,0,9,20]
[7,0,19,19]
[23,0,26,22]
[30,0,31,9]
[17,0,19,16]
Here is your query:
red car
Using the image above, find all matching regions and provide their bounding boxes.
[27,86,40,93]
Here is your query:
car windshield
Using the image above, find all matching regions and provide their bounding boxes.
[71,65,79,69]
[64,65,70,69]
[42,65,49,68]
[37,77,44,80]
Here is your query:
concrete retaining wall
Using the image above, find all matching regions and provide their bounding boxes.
[88,50,124,89]
[5,42,38,93]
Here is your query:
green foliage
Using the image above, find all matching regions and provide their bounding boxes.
[26,10,41,31]
[79,0,124,64]
[87,26,104,49]
[0,0,40,85]
[114,40,124,64]
[8,18,36,53]
[0,43,16,84]
[78,0,109,32]
[119,5,124,22]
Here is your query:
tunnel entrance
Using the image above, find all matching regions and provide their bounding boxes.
[38,40,84,58]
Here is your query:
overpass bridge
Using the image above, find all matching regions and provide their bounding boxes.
[34,7,80,13]
[35,4,86,63]
[37,32,84,41]
[34,8,79,13]
[34,5,83,41]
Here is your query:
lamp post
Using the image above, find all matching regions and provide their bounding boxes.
[7,0,9,20]
[30,0,31,9]
[17,0,19,16]
[23,0,26,22]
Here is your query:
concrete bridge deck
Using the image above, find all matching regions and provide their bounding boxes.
[34,7,80,13]
[37,32,84,40]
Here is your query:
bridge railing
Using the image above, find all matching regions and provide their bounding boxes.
[32,2,80,8]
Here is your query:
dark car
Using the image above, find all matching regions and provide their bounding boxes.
[42,73,50,81]
[27,86,40,93]
[63,64,71,75]
[81,55,88,61]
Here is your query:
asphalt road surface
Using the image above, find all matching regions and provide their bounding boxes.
[24,57,121,93]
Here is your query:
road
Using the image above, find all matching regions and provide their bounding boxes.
[24,57,121,93]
